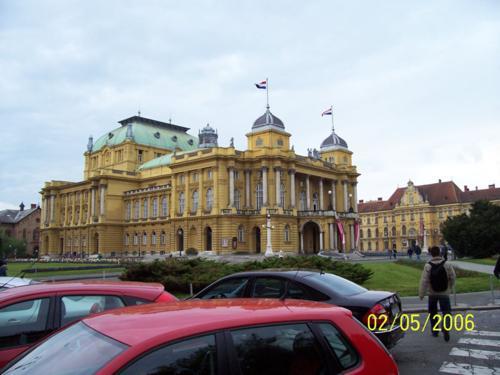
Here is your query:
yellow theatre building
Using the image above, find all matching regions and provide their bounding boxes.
[40,106,360,257]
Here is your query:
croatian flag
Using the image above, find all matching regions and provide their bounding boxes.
[321,107,332,116]
[255,79,267,89]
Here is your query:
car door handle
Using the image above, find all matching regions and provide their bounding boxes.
[8,319,21,324]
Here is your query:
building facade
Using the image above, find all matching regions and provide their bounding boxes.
[358,180,500,252]
[0,203,41,255]
[40,108,360,257]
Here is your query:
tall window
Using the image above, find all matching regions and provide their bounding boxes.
[207,170,213,179]
[143,199,149,219]
[133,233,138,245]
[279,183,285,207]
[392,226,396,236]
[312,193,319,211]
[152,198,158,218]
[192,190,199,212]
[360,229,363,238]
[125,202,131,220]
[133,201,139,219]
[299,191,306,210]
[137,150,144,163]
[234,189,241,209]
[410,213,414,221]
[383,227,388,237]
[237,225,245,242]
[256,183,263,210]
[402,225,407,236]
[375,228,379,237]
[284,224,290,242]
[160,231,166,245]
[125,234,129,245]
[367,229,372,238]
[178,193,185,214]
[142,232,147,245]
[206,188,213,210]
[151,231,157,245]
[162,196,168,216]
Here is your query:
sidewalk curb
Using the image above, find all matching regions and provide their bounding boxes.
[405,305,500,313]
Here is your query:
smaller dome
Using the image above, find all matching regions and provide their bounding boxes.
[320,131,348,151]
[198,123,218,148]
[200,124,216,134]
[252,107,285,130]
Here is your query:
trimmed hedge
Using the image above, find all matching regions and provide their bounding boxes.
[121,256,373,294]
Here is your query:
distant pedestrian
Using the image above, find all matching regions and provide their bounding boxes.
[440,246,449,261]
[407,246,413,259]
[494,257,500,279]
[387,248,392,260]
[392,249,397,259]
[415,245,422,261]
[0,260,7,277]
[419,246,456,342]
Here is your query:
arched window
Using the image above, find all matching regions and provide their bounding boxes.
[402,225,407,236]
[256,183,263,209]
[360,229,364,239]
[124,233,129,246]
[160,231,166,245]
[367,229,372,238]
[143,198,148,219]
[125,202,131,220]
[299,191,306,210]
[192,190,199,213]
[280,183,285,207]
[134,200,140,219]
[178,192,185,214]
[152,197,158,218]
[142,232,147,245]
[206,188,213,210]
[312,193,319,211]
[133,233,138,245]
[237,225,245,242]
[383,227,388,237]
[234,189,241,209]
[392,226,396,236]
[284,224,290,242]
[151,231,157,245]
[375,228,379,238]
[410,213,414,221]
[161,196,168,216]
[368,241,372,250]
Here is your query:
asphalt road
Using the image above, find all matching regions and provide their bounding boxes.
[393,309,500,374]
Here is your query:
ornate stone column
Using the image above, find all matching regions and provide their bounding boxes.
[99,185,106,217]
[319,178,324,210]
[262,167,268,206]
[198,171,203,214]
[228,167,235,207]
[91,188,96,219]
[274,167,281,207]
[50,194,55,223]
[331,180,337,211]
[319,230,324,251]
[352,182,358,212]
[329,223,334,250]
[343,180,349,212]
[245,169,251,208]
[305,176,310,210]
[289,169,296,208]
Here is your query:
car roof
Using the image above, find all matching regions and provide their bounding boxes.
[0,280,165,301]
[0,277,34,287]
[83,299,351,347]
[221,269,320,277]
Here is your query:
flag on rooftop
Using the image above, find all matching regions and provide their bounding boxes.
[321,107,333,116]
[255,79,267,89]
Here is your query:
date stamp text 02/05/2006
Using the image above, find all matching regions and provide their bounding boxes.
[366,313,475,333]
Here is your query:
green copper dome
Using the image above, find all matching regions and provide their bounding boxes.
[91,116,199,153]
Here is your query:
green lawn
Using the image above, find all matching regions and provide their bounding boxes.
[460,258,498,266]
[5,262,124,279]
[361,261,491,297]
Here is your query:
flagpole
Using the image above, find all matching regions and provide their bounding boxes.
[266,77,269,109]
[331,105,334,132]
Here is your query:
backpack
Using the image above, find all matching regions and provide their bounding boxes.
[429,261,448,292]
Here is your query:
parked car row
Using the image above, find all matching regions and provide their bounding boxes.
[0,271,402,374]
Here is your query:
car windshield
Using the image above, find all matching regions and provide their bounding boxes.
[305,272,367,296]
[4,322,128,375]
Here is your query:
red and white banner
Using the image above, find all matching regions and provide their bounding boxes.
[337,221,345,245]
[354,221,360,247]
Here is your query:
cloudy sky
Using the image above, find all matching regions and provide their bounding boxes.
[1,0,499,210]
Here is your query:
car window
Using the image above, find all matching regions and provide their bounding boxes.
[199,278,249,299]
[230,323,326,375]
[0,298,51,349]
[120,334,217,375]
[305,273,366,296]
[251,278,285,298]
[60,295,125,326]
[317,323,358,369]
[3,322,127,375]
[287,282,330,302]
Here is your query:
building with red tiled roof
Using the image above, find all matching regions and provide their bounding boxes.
[358,180,500,252]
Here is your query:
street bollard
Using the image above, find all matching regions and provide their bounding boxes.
[190,283,193,296]
[490,275,495,305]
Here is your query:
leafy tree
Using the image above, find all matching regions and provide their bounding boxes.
[442,200,500,258]
[0,228,27,258]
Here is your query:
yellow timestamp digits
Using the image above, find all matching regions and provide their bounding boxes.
[366,313,475,333]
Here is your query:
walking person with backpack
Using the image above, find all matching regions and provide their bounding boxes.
[419,246,456,341]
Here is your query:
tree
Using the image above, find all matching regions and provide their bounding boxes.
[442,200,500,258]
[0,229,27,258]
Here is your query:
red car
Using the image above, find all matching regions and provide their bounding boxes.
[0,280,176,368]
[4,299,399,375]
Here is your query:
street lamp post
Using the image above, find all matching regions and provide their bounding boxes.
[263,213,274,257]
[327,190,333,210]
[177,229,183,257]
[348,193,354,213]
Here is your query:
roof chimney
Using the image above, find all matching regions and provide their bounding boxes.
[359,199,364,204]
[489,184,496,189]
[438,179,442,183]
[377,197,383,201]
[31,203,37,209]
[475,186,478,190]
[464,185,469,191]
[19,202,25,211]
